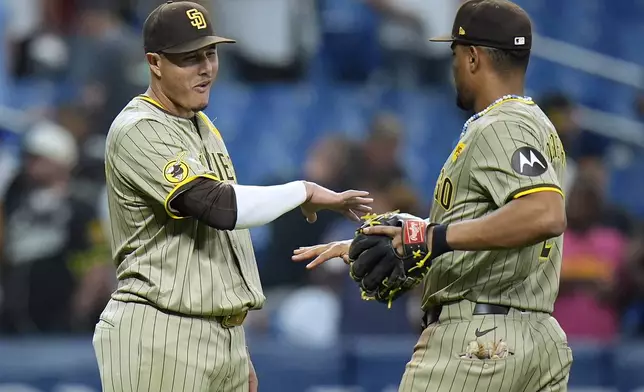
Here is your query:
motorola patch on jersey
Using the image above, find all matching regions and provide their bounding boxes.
[510,147,547,176]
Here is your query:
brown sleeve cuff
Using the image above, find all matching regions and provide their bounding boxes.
[169,177,238,230]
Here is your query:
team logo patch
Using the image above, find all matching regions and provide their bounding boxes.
[186,9,207,29]
[511,147,548,177]
[163,153,190,184]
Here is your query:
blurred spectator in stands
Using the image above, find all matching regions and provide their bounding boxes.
[539,93,636,236]
[553,176,629,342]
[258,135,354,290]
[584,159,635,238]
[213,0,318,83]
[0,127,21,208]
[262,182,417,343]
[539,93,610,194]
[364,111,406,179]
[67,0,147,135]
[619,227,644,336]
[347,112,421,211]
[316,0,381,82]
[6,0,70,81]
[317,127,422,336]
[0,120,102,334]
[367,0,457,88]
[57,104,106,207]
[319,184,418,336]
[0,4,9,104]
[635,92,644,121]
[272,265,342,348]
[0,124,22,312]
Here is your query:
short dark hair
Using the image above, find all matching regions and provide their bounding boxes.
[539,93,575,115]
[481,47,530,73]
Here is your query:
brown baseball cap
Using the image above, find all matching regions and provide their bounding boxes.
[143,1,235,54]
[430,0,532,51]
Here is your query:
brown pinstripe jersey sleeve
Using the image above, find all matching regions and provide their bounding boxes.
[469,121,562,207]
[110,119,220,218]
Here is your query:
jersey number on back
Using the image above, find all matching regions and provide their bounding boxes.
[434,169,454,210]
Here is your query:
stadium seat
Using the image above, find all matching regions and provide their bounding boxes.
[345,336,417,391]
[609,153,644,218]
[247,336,345,391]
[613,340,644,392]
[616,25,644,64]
[567,341,614,388]
[0,337,102,391]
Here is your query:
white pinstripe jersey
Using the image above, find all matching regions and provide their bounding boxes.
[423,99,566,313]
[104,95,264,317]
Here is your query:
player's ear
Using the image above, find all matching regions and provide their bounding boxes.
[468,46,480,73]
[146,52,162,78]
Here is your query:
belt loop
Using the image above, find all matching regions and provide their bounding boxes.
[219,310,248,328]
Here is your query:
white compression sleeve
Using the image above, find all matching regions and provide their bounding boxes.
[231,181,308,229]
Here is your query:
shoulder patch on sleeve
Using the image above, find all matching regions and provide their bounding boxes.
[452,142,467,162]
[511,147,548,176]
[163,152,190,183]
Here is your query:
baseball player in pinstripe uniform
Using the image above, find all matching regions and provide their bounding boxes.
[293,1,573,391]
[94,2,373,391]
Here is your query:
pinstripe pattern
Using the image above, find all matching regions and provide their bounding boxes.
[403,101,570,391]
[423,101,565,314]
[93,300,249,392]
[104,96,264,316]
[398,301,572,392]
[95,97,261,391]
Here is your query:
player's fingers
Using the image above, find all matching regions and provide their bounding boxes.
[293,246,315,255]
[362,226,399,237]
[342,210,361,222]
[349,209,362,221]
[392,236,403,253]
[302,211,317,223]
[300,205,318,223]
[341,190,370,199]
[292,245,327,260]
[350,204,373,214]
[306,248,342,269]
[345,196,374,205]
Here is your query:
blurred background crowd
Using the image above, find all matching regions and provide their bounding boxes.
[1,0,644,391]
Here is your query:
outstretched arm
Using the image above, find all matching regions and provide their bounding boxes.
[110,119,373,233]
[442,190,565,250]
[172,178,373,230]
[363,191,565,257]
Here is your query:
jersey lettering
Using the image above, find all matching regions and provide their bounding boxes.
[216,152,236,182]
[546,133,566,164]
[433,169,454,211]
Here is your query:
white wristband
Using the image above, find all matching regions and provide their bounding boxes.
[231,181,308,229]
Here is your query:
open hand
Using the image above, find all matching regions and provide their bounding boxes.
[292,240,352,269]
[300,182,373,223]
